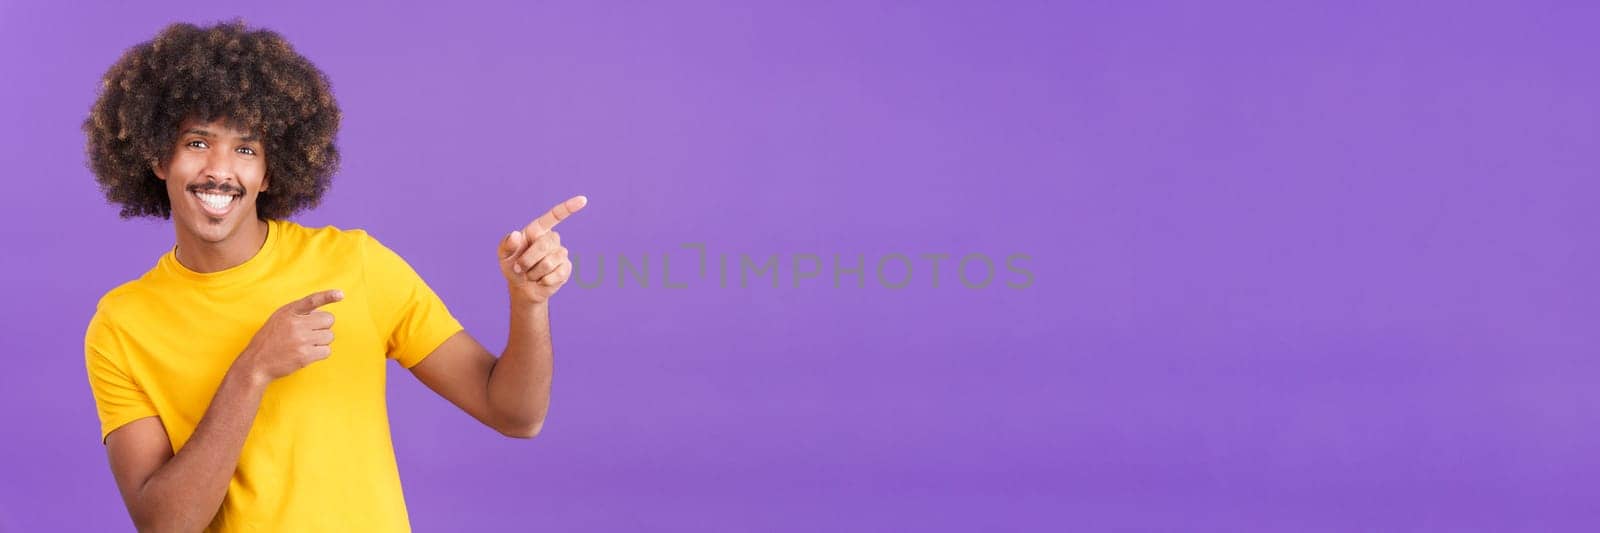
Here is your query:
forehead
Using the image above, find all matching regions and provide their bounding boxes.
[177,117,258,140]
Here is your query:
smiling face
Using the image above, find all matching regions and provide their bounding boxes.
[152,117,270,245]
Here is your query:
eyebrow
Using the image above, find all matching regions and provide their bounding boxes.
[183,128,258,142]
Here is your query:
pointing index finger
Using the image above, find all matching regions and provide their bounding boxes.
[523,195,588,237]
[292,289,344,315]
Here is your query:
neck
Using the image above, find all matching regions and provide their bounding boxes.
[173,218,270,273]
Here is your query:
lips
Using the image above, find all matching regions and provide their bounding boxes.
[192,190,239,218]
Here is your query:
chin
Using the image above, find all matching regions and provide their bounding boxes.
[179,209,247,242]
[187,220,232,243]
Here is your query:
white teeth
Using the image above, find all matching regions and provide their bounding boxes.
[196,192,233,210]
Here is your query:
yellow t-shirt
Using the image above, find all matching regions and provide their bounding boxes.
[84,218,464,532]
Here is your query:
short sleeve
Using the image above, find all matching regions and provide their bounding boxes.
[361,232,465,368]
[85,312,158,443]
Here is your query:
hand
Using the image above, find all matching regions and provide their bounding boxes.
[499,195,587,305]
[237,289,343,384]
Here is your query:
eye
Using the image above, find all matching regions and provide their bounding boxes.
[237,146,257,156]
[187,140,208,149]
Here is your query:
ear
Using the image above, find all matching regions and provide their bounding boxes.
[150,159,167,181]
[260,173,269,193]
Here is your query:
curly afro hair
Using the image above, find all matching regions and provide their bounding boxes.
[84,20,341,220]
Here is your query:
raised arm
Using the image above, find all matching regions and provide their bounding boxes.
[103,290,343,532]
[408,196,584,439]
[408,304,554,438]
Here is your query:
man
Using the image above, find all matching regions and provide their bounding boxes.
[81,21,582,531]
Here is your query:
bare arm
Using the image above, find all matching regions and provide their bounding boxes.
[488,301,554,435]
[409,196,583,439]
[106,363,266,532]
[103,289,344,532]
[410,301,553,438]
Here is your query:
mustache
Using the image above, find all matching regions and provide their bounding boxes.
[188,182,245,195]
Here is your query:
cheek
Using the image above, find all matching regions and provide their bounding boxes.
[160,160,189,191]
[245,161,268,190]
[165,152,210,179]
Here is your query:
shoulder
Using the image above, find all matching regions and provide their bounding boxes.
[86,278,148,353]
[88,267,164,334]
[273,219,380,257]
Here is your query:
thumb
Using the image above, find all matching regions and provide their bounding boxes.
[499,230,526,262]
[290,289,344,315]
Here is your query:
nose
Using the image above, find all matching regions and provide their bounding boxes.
[201,148,238,185]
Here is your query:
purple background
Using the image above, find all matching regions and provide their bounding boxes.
[2,1,1596,531]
